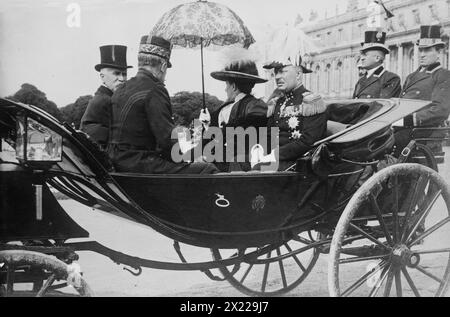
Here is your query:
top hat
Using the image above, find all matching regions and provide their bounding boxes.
[139,35,173,68]
[416,25,446,48]
[211,60,267,83]
[360,31,389,54]
[263,55,312,74]
[95,45,132,72]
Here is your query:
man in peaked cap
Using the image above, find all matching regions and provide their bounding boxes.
[261,56,327,171]
[353,30,401,99]
[81,45,132,148]
[394,25,450,152]
[108,35,218,174]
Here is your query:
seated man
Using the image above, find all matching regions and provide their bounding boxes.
[81,45,132,149]
[199,57,268,172]
[394,25,450,153]
[261,55,327,171]
[108,35,218,175]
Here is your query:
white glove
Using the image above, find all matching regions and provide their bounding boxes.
[199,108,211,127]
[178,130,196,154]
[250,145,277,169]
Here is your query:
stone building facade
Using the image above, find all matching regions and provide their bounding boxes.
[284,0,450,99]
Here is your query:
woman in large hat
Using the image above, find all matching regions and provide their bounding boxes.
[200,56,268,171]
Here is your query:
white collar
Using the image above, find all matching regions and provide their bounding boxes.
[366,65,384,78]
[234,93,246,104]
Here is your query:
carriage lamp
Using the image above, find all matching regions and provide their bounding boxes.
[15,115,62,164]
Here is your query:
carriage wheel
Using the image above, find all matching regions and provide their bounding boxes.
[328,163,450,297]
[0,250,93,297]
[406,143,438,172]
[211,232,321,297]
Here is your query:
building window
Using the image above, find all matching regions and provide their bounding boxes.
[325,63,332,94]
[315,65,321,92]
[336,61,343,95]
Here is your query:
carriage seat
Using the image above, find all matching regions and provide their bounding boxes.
[326,121,348,137]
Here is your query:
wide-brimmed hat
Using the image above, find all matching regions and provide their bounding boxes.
[360,31,389,54]
[416,25,446,48]
[95,45,133,72]
[263,55,312,74]
[139,35,173,68]
[211,60,267,83]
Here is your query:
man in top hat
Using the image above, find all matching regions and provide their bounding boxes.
[108,35,218,174]
[261,56,328,171]
[394,25,450,151]
[81,45,132,148]
[357,56,368,78]
[353,30,401,99]
[199,57,268,171]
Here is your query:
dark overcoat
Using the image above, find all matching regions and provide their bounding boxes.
[80,85,113,147]
[267,85,328,170]
[353,66,402,99]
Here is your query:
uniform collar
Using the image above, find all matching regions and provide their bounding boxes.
[285,85,307,100]
[366,65,385,78]
[137,68,165,84]
[422,62,442,74]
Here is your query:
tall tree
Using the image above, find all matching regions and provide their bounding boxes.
[8,83,63,121]
[60,95,93,129]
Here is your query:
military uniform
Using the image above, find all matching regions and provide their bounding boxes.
[108,68,218,174]
[268,85,327,171]
[80,85,113,148]
[401,62,450,127]
[353,66,401,99]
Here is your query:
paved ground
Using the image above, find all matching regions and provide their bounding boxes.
[59,147,450,297]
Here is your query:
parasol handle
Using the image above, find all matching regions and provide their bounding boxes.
[201,37,206,110]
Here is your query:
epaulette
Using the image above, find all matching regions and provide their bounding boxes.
[301,92,326,117]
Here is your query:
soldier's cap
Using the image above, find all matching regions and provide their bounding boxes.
[263,56,312,74]
[360,31,390,54]
[139,35,173,68]
[417,25,446,48]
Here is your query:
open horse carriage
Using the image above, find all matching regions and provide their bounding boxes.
[1,96,450,297]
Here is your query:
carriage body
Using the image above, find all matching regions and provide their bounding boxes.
[1,96,449,297]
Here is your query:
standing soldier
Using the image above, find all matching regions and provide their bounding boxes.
[353,30,401,99]
[395,25,450,151]
[81,45,132,148]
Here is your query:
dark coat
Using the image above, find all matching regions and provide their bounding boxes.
[108,68,217,174]
[80,85,113,147]
[353,66,401,99]
[267,85,327,170]
[209,95,268,172]
[401,63,450,127]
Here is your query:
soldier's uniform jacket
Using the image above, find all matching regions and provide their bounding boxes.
[267,85,327,164]
[401,62,450,127]
[353,66,402,99]
[80,85,113,147]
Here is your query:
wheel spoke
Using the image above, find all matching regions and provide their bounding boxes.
[383,267,395,297]
[400,174,429,241]
[239,264,254,284]
[415,265,445,284]
[284,243,306,272]
[414,248,450,255]
[409,217,450,247]
[370,194,394,246]
[369,264,390,297]
[348,223,389,249]
[402,267,421,297]
[405,189,441,244]
[261,251,271,293]
[395,269,402,297]
[276,248,287,289]
[392,175,400,243]
[339,254,389,265]
[36,274,56,297]
[6,265,14,297]
[341,261,387,297]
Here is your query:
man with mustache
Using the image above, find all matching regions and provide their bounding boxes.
[262,56,327,171]
[81,45,132,149]
[394,25,450,152]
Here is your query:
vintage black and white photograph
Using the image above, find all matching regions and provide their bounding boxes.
[1,0,450,299]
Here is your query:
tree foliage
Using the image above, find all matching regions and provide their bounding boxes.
[60,95,93,129]
[171,91,223,127]
[8,83,63,121]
